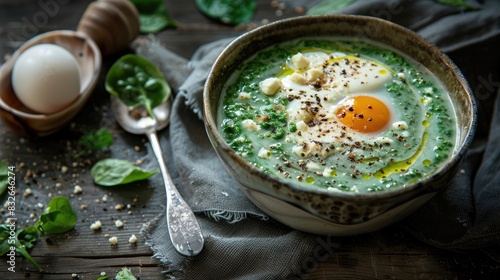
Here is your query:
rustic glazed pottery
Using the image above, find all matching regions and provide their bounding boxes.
[204,15,477,235]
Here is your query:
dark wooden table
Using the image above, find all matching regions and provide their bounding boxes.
[1,1,499,279]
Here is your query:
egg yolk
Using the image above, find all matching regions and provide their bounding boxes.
[336,95,391,133]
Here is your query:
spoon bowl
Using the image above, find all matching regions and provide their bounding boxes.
[110,95,204,256]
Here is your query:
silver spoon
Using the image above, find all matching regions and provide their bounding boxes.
[110,95,204,256]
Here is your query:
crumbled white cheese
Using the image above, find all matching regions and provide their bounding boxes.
[73,185,83,194]
[291,52,309,70]
[242,119,260,131]
[397,72,406,80]
[61,166,69,173]
[238,91,251,100]
[422,96,432,105]
[258,148,271,159]
[90,220,102,230]
[392,121,408,130]
[322,167,335,177]
[115,220,124,228]
[423,87,434,94]
[306,68,324,82]
[289,73,307,85]
[375,137,393,145]
[306,161,320,170]
[260,77,281,96]
[129,234,137,244]
[296,121,307,131]
[109,236,118,245]
[327,187,342,192]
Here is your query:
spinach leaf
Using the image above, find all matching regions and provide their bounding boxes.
[1,196,76,272]
[35,196,77,235]
[307,0,355,15]
[196,0,256,25]
[115,267,138,280]
[0,161,8,196]
[78,128,113,155]
[437,0,476,10]
[1,224,41,272]
[91,158,157,186]
[130,0,176,33]
[105,54,171,118]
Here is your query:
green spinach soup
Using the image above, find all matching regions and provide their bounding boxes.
[218,38,457,192]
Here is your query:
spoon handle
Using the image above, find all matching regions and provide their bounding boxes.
[147,130,204,257]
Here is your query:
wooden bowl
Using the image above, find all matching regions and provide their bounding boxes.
[0,30,101,136]
[0,0,139,136]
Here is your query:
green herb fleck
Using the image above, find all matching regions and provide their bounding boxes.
[115,267,138,280]
[195,0,256,25]
[130,0,176,33]
[78,129,113,155]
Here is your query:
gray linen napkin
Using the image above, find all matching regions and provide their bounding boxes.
[135,0,500,278]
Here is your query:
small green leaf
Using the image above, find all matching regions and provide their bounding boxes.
[0,224,41,271]
[437,0,476,10]
[91,158,157,186]
[130,0,176,33]
[115,267,137,280]
[307,0,355,15]
[106,54,171,118]
[35,196,77,235]
[196,0,256,25]
[79,129,113,153]
[0,161,9,196]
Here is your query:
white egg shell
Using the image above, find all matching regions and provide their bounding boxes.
[11,43,81,114]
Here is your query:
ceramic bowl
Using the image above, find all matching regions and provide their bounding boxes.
[0,0,139,136]
[0,30,101,136]
[204,15,477,235]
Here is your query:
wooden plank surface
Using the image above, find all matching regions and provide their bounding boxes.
[0,1,499,279]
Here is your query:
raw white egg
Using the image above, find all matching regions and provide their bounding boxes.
[11,43,81,114]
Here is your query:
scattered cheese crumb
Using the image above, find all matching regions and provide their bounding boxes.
[100,272,106,276]
[291,53,309,70]
[115,204,125,211]
[238,91,251,100]
[289,73,307,84]
[71,273,78,278]
[61,166,69,173]
[73,185,83,194]
[242,119,260,131]
[109,236,118,245]
[260,77,281,96]
[129,234,137,244]
[90,220,102,230]
[258,148,271,159]
[306,68,324,82]
[23,188,32,198]
[115,220,124,228]
[36,203,44,209]
[392,121,408,130]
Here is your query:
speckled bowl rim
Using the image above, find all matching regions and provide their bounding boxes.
[204,15,477,202]
[0,30,101,120]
